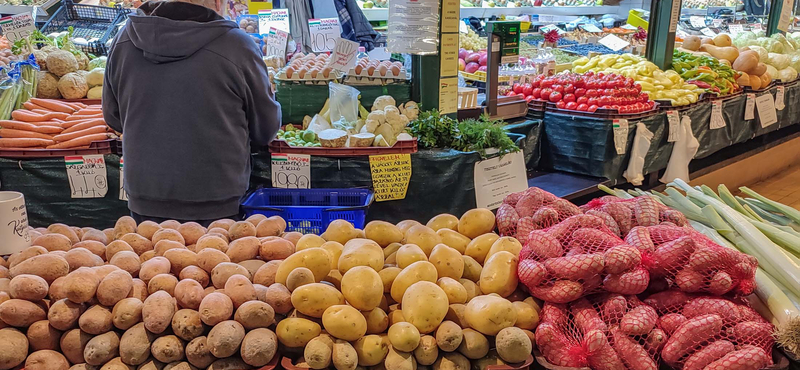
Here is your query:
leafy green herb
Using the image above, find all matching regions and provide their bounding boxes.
[406,109,459,149]
[407,110,519,157]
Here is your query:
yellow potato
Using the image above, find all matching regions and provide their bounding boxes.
[383,243,402,259]
[338,239,384,274]
[290,283,344,317]
[485,237,523,260]
[387,322,420,352]
[341,266,383,311]
[395,244,427,269]
[321,220,361,244]
[429,245,464,280]
[353,335,389,366]
[275,248,332,285]
[459,279,482,302]
[437,277,467,304]
[464,233,500,264]
[401,281,448,334]
[404,225,442,256]
[385,343,417,370]
[378,267,402,293]
[436,229,471,254]
[464,295,516,336]
[396,220,422,234]
[322,305,367,341]
[461,256,482,283]
[320,242,344,270]
[363,308,389,334]
[390,261,437,303]
[276,317,321,347]
[458,209,496,239]
[479,251,519,297]
[426,214,459,231]
[414,335,439,366]
[296,235,326,251]
[512,301,539,330]
[364,221,404,247]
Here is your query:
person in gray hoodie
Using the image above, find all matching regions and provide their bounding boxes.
[103,0,281,225]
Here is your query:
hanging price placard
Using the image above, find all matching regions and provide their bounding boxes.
[776,86,786,110]
[265,27,288,57]
[710,100,726,129]
[271,153,311,188]
[755,93,777,128]
[65,155,108,199]
[613,119,629,155]
[690,16,706,28]
[308,18,341,52]
[0,13,35,43]
[745,93,756,120]
[667,110,680,142]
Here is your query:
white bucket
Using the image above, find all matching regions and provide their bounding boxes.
[0,192,31,255]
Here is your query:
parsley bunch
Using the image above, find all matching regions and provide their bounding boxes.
[408,111,520,157]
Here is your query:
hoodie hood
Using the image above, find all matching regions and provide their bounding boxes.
[126,1,236,63]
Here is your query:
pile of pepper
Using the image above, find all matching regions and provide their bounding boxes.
[672,50,740,95]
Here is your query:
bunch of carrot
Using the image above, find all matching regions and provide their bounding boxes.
[0,98,112,150]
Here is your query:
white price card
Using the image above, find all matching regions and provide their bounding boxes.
[712,19,724,27]
[265,27,289,58]
[710,100,726,129]
[778,0,795,32]
[613,119,629,155]
[119,157,127,201]
[690,16,706,28]
[258,10,271,34]
[701,27,717,37]
[0,13,35,43]
[580,24,603,33]
[269,9,290,32]
[271,153,310,188]
[599,34,631,52]
[729,24,744,36]
[755,93,778,128]
[327,38,359,72]
[308,18,341,52]
[473,151,528,210]
[669,0,681,32]
[776,85,786,110]
[667,110,680,142]
[752,23,763,31]
[745,93,756,120]
[65,155,108,199]
[387,0,439,54]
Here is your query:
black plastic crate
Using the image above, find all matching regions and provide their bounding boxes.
[40,0,127,56]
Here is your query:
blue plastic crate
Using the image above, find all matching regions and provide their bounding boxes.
[241,188,374,235]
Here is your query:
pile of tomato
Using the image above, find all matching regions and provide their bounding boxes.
[508,72,657,114]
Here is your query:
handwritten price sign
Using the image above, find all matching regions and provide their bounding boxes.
[328,38,359,72]
[0,12,35,43]
[271,153,311,189]
[309,18,341,52]
[65,155,108,198]
[265,27,289,58]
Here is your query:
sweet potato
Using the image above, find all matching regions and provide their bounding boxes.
[602,267,649,295]
[571,298,606,333]
[528,280,583,303]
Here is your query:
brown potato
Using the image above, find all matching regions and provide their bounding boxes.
[120,323,157,367]
[48,298,84,330]
[178,223,206,246]
[172,309,204,341]
[74,240,107,259]
[234,300,275,330]
[0,265,7,279]
[139,257,171,284]
[148,274,179,296]
[101,357,136,370]
[119,233,153,256]
[115,216,138,239]
[153,228,186,245]
[105,240,134,261]
[9,274,49,301]
[186,336,215,369]
[48,224,80,244]
[259,237,294,260]
[25,349,69,370]
[253,260,281,286]
[240,328,278,367]
[9,253,69,283]
[80,230,109,245]
[142,291,176,334]
[94,265,122,280]
[224,274,256,308]
[60,328,91,364]
[97,270,133,307]
[139,250,156,262]
[282,231,303,246]
[253,283,268,302]
[264,283,292,315]
[207,228,230,241]
[163,249,198,276]
[199,292,233,326]
[109,251,141,277]
[65,248,104,271]
[210,262,251,289]
[195,235,228,253]
[27,320,61,351]
[160,220,181,230]
[155,240,186,257]
[256,218,284,238]
[33,233,72,252]
[79,305,114,335]
[207,320,245,358]
[225,237,260,263]
[8,245,48,268]
[228,221,257,241]
[196,249,230,274]
[238,259,265,278]
[246,214,267,226]
[152,335,185,363]
[0,328,27,369]
[112,297,143,330]
[179,266,209,288]
[174,279,205,310]
[83,331,120,366]
[63,267,100,304]
[286,267,315,291]
[137,220,161,240]
[128,278,148,301]
[0,298,46,326]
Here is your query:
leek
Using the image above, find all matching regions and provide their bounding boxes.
[738,197,794,226]
[740,186,800,224]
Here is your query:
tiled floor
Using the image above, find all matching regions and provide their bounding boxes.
[741,165,800,210]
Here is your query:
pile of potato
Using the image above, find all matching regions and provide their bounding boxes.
[0,208,538,370]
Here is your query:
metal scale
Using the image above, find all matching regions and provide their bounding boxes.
[484,21,528,120]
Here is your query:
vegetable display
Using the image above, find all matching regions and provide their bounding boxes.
[672,50,740,95]
[0,98,111,149]
[518,72,656,113]
[407,111,520,157]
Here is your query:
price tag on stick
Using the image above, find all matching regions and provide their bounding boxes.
[667,110,680,142]
[745,93,756,120]
[729,24,744,36]
[598,34,630,52]
[0,13,35,43]
[65,155,108,199]
[265,27,289,58]
[308,18,341,52]
[327,38,359,72]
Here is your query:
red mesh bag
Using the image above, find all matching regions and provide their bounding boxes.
[627,224,758,296]
[644,291,774,370]
[497,187,582,243]
[517,214,650,303]
[536,294,663,370]
[581,195,690,238]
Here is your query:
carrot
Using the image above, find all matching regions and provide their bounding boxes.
[0,138,54,148]
[11,110,50,122]
[62,118,105,133]
[31,109,50,115]
[46,133,108,149]
[34,125,64,134]
[65,113,103,121]
[76,108,102,115]
[30,98,77,113]
[23,101,49,111]
[45,112,70,120]
[53,125,107,142]
[0,129,54,140]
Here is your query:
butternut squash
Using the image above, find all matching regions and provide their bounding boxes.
[699,44,739,62]
[736,72,751,87]
[713,34,732,47]
[682,36,702,51]
[749,74,762,90]
[701,37,715,46]
[760,73,772,87]
[750,62,767,77]
[732,51,759,73]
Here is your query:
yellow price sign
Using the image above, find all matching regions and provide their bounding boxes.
[369,154,412,202]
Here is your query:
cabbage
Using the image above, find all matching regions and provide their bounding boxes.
[768,53,791,69]
[761,37,785,53]
[86,68,104,87]
[772,33,796,53]
[733,31,758,48]
[88,56,106,70]
[790,53,800,72]
[750,45,769,62]
[778,66,798,81]
[766,64,778,80]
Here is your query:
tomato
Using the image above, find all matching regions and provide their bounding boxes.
[525,95,535,103]
[588,104,598,113]
[513,83,523,94]
[532,88,541,99]
[563,93,576,103]
[549,91,563,102]
[626,77,635,87]
[522,84,533,96]
[556,101,566,109]
[541,80,554,88]
[506,91,516,97]
[564,84,575,94]
[540,88,552,98]
[597,72,605,78]
[531,79,540,88]
[576,103,589,111]
[574,88,586,97]
[587,89,599,98]
[585,71,594,77]
[618,105,629,113]
[574,77,585,88]
[553,85,564,94]
[565,101,578,110]
[598,96,610,106]
[604,88,615,96]
[577,96,588,105]
[587,97,599,106]
[603,80,615,89]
